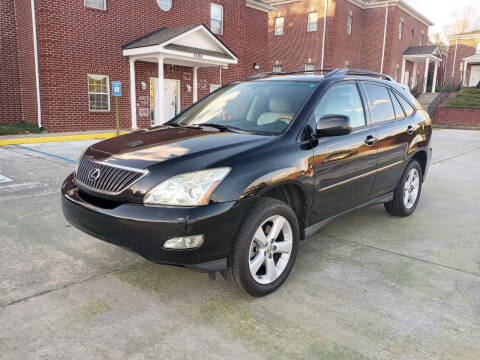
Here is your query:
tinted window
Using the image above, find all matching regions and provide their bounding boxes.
[389,89,405,119]
[363,83,395,123]
[395,92,415,117]
[313,83,366,128]
[173,81,316,135]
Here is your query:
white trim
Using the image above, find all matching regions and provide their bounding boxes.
[160,24,237,61]
[448,33,480,40]
[193,66,198,103]
[246,0,276,12]
[31,0,41,127]
[344,0,433,26]
[88,74,110,112]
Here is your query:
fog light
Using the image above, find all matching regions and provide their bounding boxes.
[163,235,204,249]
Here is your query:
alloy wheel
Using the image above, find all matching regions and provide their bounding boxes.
[248,215,293,285]
[403,168,420,209]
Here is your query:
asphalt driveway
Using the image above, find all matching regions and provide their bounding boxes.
[0,129,479,359]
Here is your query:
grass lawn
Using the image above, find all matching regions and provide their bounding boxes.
[0,122,42,136]
[445,88,480,109]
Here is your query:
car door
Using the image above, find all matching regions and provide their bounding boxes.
[359,82,417,198]
[310,82,378,224]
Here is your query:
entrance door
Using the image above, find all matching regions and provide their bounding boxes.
[150,78,180,126]
[469,65,480,87]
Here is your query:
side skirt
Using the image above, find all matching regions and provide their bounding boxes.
[304,192,393,238]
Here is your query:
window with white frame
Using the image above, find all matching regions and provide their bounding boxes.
[275,17,284,36]
[420,33,424,46]
[398,22,403,40]
[307,12,318,32]
[477,43,480,55]
[305,63,315,73]
[347,15,353,35]
[273,64,282,72]
[85,0,106,10]
[88,75,109,111]
[211,3,223,35]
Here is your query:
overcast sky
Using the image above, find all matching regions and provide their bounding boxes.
[404,0,479,34]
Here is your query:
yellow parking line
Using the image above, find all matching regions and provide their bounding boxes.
[0,132,128,146]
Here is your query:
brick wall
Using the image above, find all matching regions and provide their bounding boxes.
[245,7,269,76]
[434,95,480,127]
[445,37,480,86]
[267,0,326,72]
[14,0,38,125]
[33,0,248,131]
[0,0,23,124]
[326,0,363,69]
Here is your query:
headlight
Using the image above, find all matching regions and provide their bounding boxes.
[144,167,231,206]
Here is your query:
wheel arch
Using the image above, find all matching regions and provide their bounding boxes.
[411,150,428,179]
[258,182,308,240]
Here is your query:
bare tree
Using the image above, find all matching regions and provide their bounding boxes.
[443,5,480,37]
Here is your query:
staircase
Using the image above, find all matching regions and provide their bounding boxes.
[417,93,439,111]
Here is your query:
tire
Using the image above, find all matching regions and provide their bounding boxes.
[384,160,423,217]
[222,197,300,297]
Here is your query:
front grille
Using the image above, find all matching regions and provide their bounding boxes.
[76,158,148,195]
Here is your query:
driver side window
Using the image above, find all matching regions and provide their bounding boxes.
[314,83,366,128]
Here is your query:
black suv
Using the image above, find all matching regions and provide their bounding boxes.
[62,68,432,296]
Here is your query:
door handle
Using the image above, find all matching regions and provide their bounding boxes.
[364,135,377,146]
[407,125,415,135]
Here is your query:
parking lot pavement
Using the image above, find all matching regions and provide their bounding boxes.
[0,130,479,359]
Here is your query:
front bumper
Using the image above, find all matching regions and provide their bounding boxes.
[61,173,251,271]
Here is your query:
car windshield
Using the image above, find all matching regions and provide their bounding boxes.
[169,81,317,135]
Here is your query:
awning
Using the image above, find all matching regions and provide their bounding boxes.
[122,24,238,67]
[403,46,443,62]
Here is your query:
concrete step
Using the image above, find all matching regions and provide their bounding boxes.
[417,93,440,109]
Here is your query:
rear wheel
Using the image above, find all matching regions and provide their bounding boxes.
[384,160,423,217]
[222,198,299,297]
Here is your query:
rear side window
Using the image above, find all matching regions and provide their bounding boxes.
[388,89,405,119]
[395,92,415,117]
[313,83,366,128]
[363,83,395,124]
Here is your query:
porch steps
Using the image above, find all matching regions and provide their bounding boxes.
[417,93,440,111]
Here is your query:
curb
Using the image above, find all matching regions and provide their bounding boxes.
[0,132,127,146]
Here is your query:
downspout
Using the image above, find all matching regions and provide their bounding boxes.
[31,0,42,128]
[451,38,458,84]
[321,0,328,69]
[380,0,389,74]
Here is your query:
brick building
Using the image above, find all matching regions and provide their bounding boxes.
[445,30,480,87]
[1,0,435,132]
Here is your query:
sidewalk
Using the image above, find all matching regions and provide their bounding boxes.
[0,129,130,146]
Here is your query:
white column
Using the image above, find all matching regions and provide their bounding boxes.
[193,66,198,103]
[463,61,468,87]
[155,56,164,125]
[412,62,417,88]
[431,61,439,93]
[129,59,137,129]
[422,58,430,93]
[401,57,406,85]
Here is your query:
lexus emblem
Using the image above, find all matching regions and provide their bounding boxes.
[88,168,101,181]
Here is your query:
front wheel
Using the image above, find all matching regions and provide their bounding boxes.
[384,160,423,217]
[222,198,299,297]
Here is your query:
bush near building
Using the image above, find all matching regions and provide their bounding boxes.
[0,122,42,136]
[445,89,480,109]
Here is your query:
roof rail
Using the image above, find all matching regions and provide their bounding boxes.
[245,69,333,80]
[327,68,394,81]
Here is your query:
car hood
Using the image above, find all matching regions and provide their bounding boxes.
[86,126,273,170]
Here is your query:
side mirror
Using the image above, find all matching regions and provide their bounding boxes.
[316,115,352,137]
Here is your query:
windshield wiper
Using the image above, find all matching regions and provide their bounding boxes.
[195,123,244,133]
